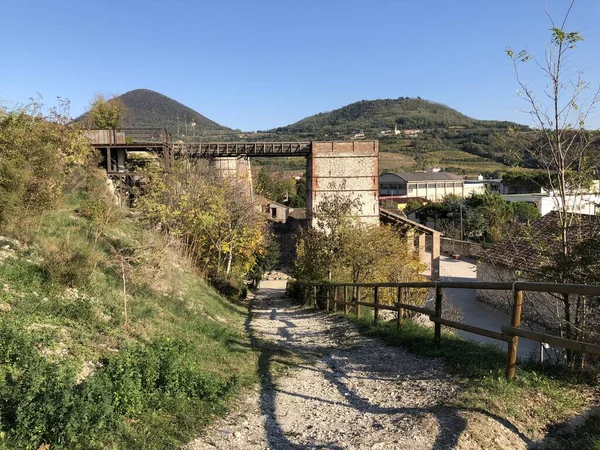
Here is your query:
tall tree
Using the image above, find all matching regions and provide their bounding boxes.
[506,0,600,365]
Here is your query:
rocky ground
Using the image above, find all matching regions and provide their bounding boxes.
[185,280,529,450]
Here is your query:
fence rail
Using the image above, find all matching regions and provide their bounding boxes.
[291,281,600,380]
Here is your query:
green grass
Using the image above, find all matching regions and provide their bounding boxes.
[346,315,598,440]
[0,202,258,449]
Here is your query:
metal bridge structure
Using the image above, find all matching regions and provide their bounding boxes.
[88,128,380,227]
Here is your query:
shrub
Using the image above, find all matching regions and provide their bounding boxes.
[209,274,247,301]
[0,101,92,231]
[40,238,98,288]
[0,322,238,450]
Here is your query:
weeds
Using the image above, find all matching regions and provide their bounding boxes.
[0,197,257,449]
[349,315,598,439]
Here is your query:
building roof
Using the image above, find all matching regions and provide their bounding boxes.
[380,172,464,182]
[288,208,307,220]
[479,211,600,273]
[380,208,441,235]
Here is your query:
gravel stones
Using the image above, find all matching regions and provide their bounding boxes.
[185,283,526,450]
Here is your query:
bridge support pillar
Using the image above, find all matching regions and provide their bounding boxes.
[307,141,379,227]
[431,232,441,280]
[209,156,252,197]
[209,156,238,178]
[418,233,426,261]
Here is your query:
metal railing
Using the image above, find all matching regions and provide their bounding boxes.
[291,280,600,380]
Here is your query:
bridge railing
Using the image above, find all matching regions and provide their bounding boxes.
[175,142,312,158]
[290,280,600,380]
[86,128,172,146]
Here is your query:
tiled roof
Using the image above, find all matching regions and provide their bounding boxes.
[479,211,600,273]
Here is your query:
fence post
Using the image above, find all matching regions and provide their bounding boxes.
[397,286,404,331]
[344,285,349,315]
[506,288,523,380]
[312,285,317,308]
[326,285,331,311]
[333,286,338,312]
[434,284,442,346]
[356,285,361,317]
[373,286,380,324]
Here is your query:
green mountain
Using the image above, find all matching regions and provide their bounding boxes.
[264,97,532,175]
[78,89,230,133]
[272,97,524,135]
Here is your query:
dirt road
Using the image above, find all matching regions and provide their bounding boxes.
[185,281,528,450]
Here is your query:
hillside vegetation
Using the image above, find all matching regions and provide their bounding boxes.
[262,97,533,176]
[273,97,522,134]
[0,101,257,449]
[76,89,230,134]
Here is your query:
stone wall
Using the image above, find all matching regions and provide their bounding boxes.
[440,237,483,257]
[476,259,563,332]
[424,236,483,257]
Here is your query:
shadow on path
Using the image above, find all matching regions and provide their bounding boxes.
[245,293,532,449]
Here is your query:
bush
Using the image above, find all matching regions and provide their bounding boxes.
[0,322,238,449]
[40,238,98,287]
[209,274,247,301]
[0,102,92,230]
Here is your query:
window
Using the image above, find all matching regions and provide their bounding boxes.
[380,184,389,190]
[454,182,462,188]
[271,207,277,218]
[418,183,426,189]
[427,183,435,188]
[436,183,443,188]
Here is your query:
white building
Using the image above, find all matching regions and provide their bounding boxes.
[463,179,486,197]
[379,172,466,202]
[503,193,600,216]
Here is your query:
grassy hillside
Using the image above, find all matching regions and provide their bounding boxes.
[272,97,525,135]
[0,190,257,449]
[257,97,533,176]
[77,89,231,134]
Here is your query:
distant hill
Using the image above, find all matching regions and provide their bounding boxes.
[272,97,524,135]
[77,89,230,134]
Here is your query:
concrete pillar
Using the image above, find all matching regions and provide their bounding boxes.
[418,233,426,261]
[431,232,441,280]
[117,149,126,172]
[406,229,415,253]
[106,148,111,172]
[307,141,379,227]
[209,156,237,179]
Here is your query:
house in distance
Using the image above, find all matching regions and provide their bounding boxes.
[379,172,484,204]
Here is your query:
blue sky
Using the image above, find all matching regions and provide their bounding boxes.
[1,0,599,130]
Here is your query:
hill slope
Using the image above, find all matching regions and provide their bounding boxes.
[78,89,230,133]
[0,182,256,448]
[273,97,523,134]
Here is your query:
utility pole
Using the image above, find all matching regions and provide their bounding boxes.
[460,203,464,241]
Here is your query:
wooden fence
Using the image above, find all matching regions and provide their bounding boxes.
[290,280,600,380]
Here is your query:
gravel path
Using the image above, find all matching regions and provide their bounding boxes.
[185,281,527,450]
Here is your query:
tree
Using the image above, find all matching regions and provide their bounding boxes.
[294,188,359,282]
[509,202,540,223]
[87,94,127,129]
[0,98,92,231]
[137,162,267,278]
[507,0,600,365]
[294,191,424,291]
[405,198,424,213]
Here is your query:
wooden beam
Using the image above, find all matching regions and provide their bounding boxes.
[431,317,511,342]
[502,326,600,356]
